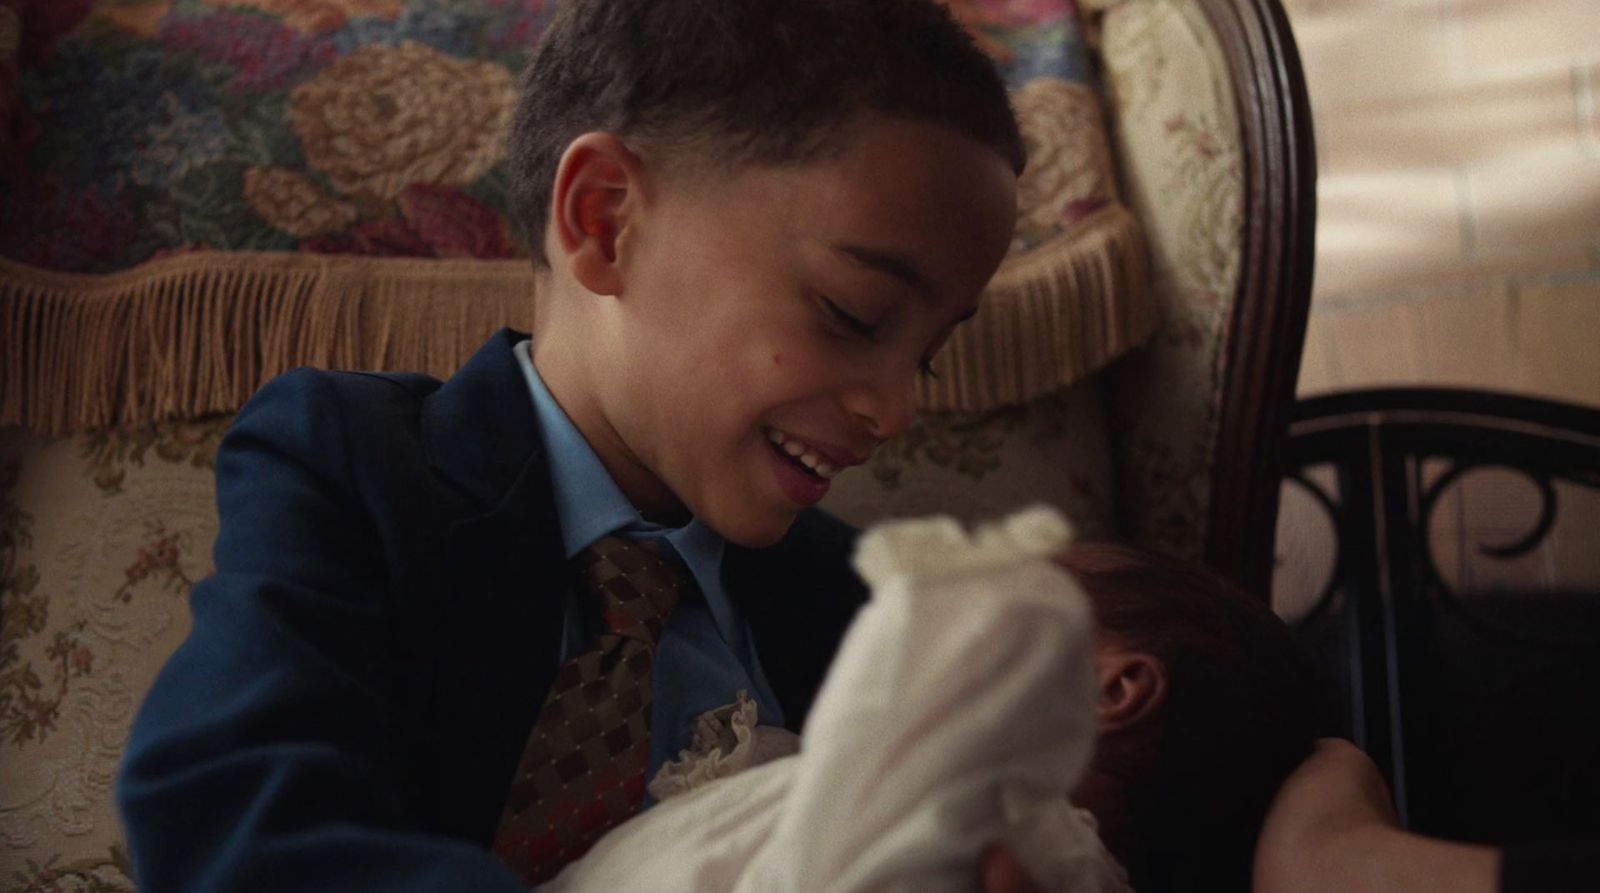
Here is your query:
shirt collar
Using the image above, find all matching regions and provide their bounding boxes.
[514,338,765,712]
[512,339,726,571]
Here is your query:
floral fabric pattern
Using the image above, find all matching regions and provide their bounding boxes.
[822,378,1117,541]
[1094,0,1245,561]
[78,416,230,496]
[1009,77,1118,252]
[4,844,134,893]
[0,0,548,272]
[287,40,513,200]
[1,0,1118,277]
[952,0,1120,256]
[1,422,221,890]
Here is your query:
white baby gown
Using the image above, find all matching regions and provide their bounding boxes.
[543,506,1132,893]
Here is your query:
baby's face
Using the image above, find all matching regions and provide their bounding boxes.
[587,117,1018,547]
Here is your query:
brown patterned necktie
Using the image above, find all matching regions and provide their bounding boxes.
[492,534,690,884]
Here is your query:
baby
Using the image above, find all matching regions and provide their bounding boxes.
[542,508,1321,893]
[1058,536,1325,892]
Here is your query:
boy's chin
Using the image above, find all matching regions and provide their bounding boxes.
[705,504,799,550]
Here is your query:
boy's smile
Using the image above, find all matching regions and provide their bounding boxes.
[536,117,1018,547]
[762,425,866,507]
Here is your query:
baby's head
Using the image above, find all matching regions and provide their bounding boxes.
[509,1,1023,548]
[1060,542,1325,893]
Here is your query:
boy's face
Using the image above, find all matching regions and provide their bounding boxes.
[572,117,1017,547]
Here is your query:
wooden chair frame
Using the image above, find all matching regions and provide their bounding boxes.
[1195,0,1318,596]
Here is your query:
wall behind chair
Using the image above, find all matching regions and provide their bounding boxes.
[1283,0,1600,409]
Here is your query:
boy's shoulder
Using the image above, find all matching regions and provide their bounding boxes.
[245,328,524,412]
[244,365,444,434]
[227,330,543,511]
[230,364,464,488]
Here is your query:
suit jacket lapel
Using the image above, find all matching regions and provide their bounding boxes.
[412,330,866,834]
[416,329,570,843]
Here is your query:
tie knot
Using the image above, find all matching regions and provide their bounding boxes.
[577,535,688,643]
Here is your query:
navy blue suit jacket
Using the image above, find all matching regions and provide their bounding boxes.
[117,329,867,892]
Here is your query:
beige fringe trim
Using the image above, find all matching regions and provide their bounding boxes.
[3,212,1151,435]
[919,203,1155,411]
[2,252,536,436]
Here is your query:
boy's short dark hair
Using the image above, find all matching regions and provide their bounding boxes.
[508,0,1026,265]
[1060,542,1329,893]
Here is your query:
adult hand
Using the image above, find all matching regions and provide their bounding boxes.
[1253,738,1499,893]
[980,844,1044,893]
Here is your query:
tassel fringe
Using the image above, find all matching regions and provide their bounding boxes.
[2,252,536,435]
[919,204,1156,411]
[3,213,1151,435]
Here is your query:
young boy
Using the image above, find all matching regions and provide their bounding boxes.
[115,1,1023,891]
[527,518,1322,893]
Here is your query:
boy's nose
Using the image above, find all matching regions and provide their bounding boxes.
[843,371,917,443]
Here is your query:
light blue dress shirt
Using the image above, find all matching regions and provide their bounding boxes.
[511,339,786,801]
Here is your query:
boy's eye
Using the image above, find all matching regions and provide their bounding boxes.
[822,298,879,341]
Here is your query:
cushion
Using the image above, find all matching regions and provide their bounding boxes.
[1085,0,1247,562]
[0,418,226,890]
[1,0,1152,436]
[822,381,1118,538]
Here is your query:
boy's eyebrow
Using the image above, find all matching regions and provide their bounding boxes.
[832,242,930,292]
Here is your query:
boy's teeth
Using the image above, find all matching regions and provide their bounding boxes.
[767,428,841,480]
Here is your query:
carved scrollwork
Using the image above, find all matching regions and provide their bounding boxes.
[1274,469,1342,624]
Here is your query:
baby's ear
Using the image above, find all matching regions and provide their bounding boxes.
[549,132,640,296]
[1093,647,1167,732]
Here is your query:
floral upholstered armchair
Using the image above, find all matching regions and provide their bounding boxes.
[0,0,1313,887]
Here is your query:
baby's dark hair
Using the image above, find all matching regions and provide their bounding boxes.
[1059,541,1327,893]
[508,0,1026,265]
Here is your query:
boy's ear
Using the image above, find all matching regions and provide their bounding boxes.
[1093,646,1167,733]
[550,132,642,296]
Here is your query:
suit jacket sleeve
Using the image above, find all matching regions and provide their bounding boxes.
[116,369,535,893]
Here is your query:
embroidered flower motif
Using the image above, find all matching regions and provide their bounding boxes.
[397,183,514,258]
[160,9,336,91]
[115,524,194,603]
[867,406,1028,487]
[5,847,136,893]
[7,627,93,745]
[128,92,229,191]
[78,416,231,495]
[331,2,486,58]
[289,40,514,200]
[203,0,404,37]
[244,166,358,237]
[29,180,139,272]
[69,646,93,675]
[300,216,432,256]
[1010,77,1114,249]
